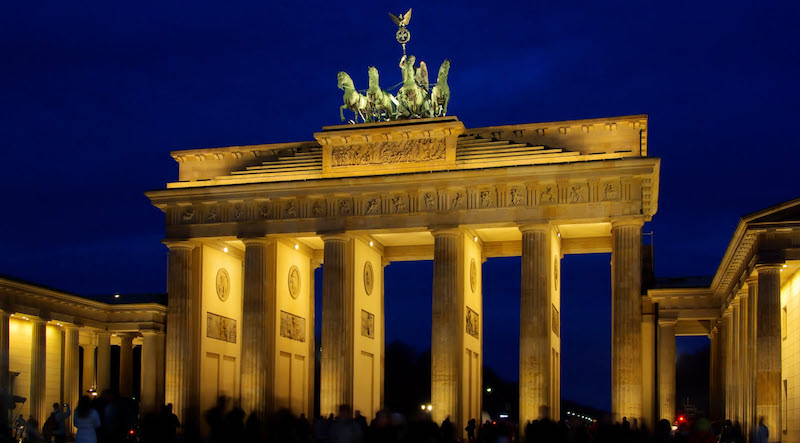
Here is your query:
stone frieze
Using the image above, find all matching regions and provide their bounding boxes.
[331,138,446,167]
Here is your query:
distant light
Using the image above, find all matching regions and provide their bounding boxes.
[114,294,120,299]
[677,415,685,423]
[486,387,492,393]
[369,241,373,247]
[421,405,426,410]
[427,405,432,411]
[223,247,228,253]
[474,236,478,242]
[499,414,508,419]
[783,264,788,268]
[295,244,299,250]
[129,430,135,435]
[557,232,561,238]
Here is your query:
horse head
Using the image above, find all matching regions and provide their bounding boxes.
[368,67,379,88]
[438,60,450,83]
[337,71,353,90]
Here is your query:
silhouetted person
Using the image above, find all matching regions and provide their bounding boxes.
[440,416,455,443]
[465,418,476,442]
[160,403,179,443]
[205,396,227,443]
[756,416,768,443]
[331,404,362,443]
[651,419,672,443]
[73,396,101,443]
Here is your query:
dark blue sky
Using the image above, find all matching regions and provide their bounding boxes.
[2,1,798,411]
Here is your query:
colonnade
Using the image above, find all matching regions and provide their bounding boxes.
[0,313,166,428]
[160,218,647,434]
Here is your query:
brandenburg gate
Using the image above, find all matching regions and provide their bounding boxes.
[146,114,661,433]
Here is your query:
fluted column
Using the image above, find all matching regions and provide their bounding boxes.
[164,241,199,423]
[611,219,644,422]
[30,319,47,426]
[709,326,719,419]
[738,291,749,432]
[657,319,676,421]
[755,265,781,441]
[64,327,80,431]
[731,301,740,420]
[519,225,551,424]
[719,315,729,419]
[0,310,9,398]
[431,229,461,426]
[746,277,758,435]
[118,333,134,398]
[321,234,353,416]
[240,238,276,417]
[96,332,111,393]
[82,343,96,394]
[141,330,166,413]
[724,309,733,418]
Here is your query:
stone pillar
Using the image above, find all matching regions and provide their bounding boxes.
[519,226,551,424]
[64,327,80,431]
[164,241,200,423]
[30,319,47,426]
[82,343,96,394]
[731,301,740,420]
[738,291,749,432]
[746,277,758,435]
[141,331,166,413]
[240,238,276,417]
[725,309,734,418]
[611,219,644,422]
[642,303,657,429]
[0,310,9,423]
[118,333,134,398]
[755,265,781,440]
[709,326,719,419]
[321,234,353,416]
[96,332,112,393]
[657,319,676,421]
[719,315,729,419]
[431,229,461,427]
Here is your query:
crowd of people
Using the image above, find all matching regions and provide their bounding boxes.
[1,390,773,443]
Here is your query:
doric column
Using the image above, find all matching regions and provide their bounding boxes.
[431,229,461,426]
[718,314,729,419]
[82,343,96,394]
[724,309,734,418]
[64,327,80,431]
[0,310,10,423]
[118,333,134,398]
[737,290,749,432]
[611,219,644,422]
[30,319,47,426]
[731,300,740,420]
[709,326,719,419]
[519,225,551,424]
[164,241,200,423]
[755,264,781,440]
[321,234,354,416]
[240,238,276,417]
[746,277,758,435]
[140,330,166,413]
[657,319,676,422]
[96,332,112,393]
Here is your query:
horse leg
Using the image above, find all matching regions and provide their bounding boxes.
[340,105,347,122]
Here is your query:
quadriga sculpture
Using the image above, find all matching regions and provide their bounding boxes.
[396,55,433,119]
[337,71,369,123]
[367,67,397,122]
[430,60,450,117]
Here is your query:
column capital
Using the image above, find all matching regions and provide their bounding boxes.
[755,263,783,273]
[611,217,645,229]
[162,240,196,250]
[658,318,678,327]
[241,237,273,246]
[517,222,552,233]
[429,227,463,237]
[745,275,759,286]
[320,232,353,242]
[96,330,112,338]
[140,329,165,337]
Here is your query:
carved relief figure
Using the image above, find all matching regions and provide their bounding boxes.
[279,311,306,342]
[480,190,494,207]
[510,187,525,205]
[259,203,272,219]
[364,261,374,295]
[232,205,244,221]
[288,266,301,299]
[338,199,352,215]
[284,201,297,218]
[391,195,407,213]
[466,307,479,339]
[330,139,446,167]
[603,183,619,201]
[312,200,326,216]
[451,192,465,209]
[182,207,196,222]
[215,268,230,302]
[365,198,380,215]
[361,310,375,339]
[424,193,437,210]
[551,304,560,337]
[207,312,237,343]
[539,186,555,204]
[469,258,477,293]
[569,185,586,203]
[206,208,218,222]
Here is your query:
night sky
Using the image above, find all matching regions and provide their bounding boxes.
[2,1,798,412]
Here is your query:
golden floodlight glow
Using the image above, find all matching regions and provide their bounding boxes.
[473,236,478,242]
[223,247,228,253]
[369,241,374,247]
[295,244,299,250]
